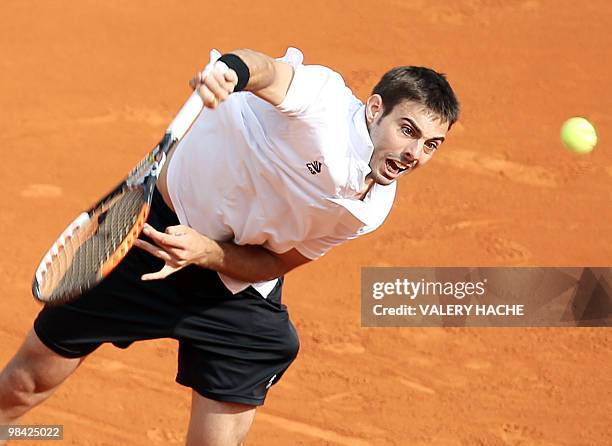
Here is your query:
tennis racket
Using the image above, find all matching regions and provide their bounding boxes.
[31,90,205,305]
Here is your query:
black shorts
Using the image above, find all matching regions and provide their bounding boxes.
[34,188,300,406]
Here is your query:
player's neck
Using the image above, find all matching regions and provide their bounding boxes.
[356,175,375,201]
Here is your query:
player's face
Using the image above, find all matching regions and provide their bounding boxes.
[366,97,450,186]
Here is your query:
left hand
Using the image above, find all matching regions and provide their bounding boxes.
[134,223,212,280]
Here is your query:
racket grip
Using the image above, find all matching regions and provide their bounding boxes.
[167,91,204,141]
[167,49,222,141]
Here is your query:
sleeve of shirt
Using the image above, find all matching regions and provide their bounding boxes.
[276,48,351,117]
[295,235,353,260]
[293,215,379,260]
[294,225,378,260]
[294,183,398,260]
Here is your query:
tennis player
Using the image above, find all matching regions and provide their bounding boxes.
[0,47,459,445]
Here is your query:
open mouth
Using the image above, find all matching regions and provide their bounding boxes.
[383,158,417,179]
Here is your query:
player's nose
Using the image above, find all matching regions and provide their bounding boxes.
[402,141,423,163]
[400,152,418,170]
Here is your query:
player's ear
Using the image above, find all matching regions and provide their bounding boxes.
[365,94,383,124]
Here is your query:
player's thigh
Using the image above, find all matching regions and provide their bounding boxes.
[186,390,256,446]
[1,328,84,393]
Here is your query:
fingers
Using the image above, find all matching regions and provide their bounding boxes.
[136,224,210,281]
[190,62,238,109]
[196,85,219,109]
[134,234,185,281]
[142,223,184,248]
[223,68,238,87]
[136,224,197,281]
[133,239,173,262]
[141,264,182,281]
[165,225,188,236]
[188,72,202,90]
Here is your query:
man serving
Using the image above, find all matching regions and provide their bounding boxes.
[0,47,459,446]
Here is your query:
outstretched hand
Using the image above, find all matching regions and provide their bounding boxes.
[134,223,213,280]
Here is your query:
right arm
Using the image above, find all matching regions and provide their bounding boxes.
[190,49,294,107]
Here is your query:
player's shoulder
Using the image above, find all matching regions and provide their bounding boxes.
[298,64,348,92]
[275,47,353,116]
[278,46,348,85]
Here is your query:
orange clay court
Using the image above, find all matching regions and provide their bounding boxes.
[1,1,610,445]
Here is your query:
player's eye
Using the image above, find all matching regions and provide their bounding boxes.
[424,142,438,154]
[401,126,415,137]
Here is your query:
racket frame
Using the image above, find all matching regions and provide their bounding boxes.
[32,91,204,304]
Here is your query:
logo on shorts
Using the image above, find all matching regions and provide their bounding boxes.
[265,374,278,389]
[306,161,323,175]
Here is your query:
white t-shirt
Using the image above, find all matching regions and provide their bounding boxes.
[167,47,396,296]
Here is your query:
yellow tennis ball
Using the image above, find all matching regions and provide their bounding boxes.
[561,117,598,154]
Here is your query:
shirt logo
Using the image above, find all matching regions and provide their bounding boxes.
[266,374,278,389]
[306,161,323,175]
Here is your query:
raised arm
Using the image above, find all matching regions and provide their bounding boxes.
[190,49,294,107]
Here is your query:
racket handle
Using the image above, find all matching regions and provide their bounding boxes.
[167,90,204,141]
[166,49,223,141]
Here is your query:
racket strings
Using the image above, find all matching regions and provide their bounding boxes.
[47,188,146,302]
[126,148,162,186]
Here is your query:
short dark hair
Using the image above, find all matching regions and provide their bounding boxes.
[372,66,460,127]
